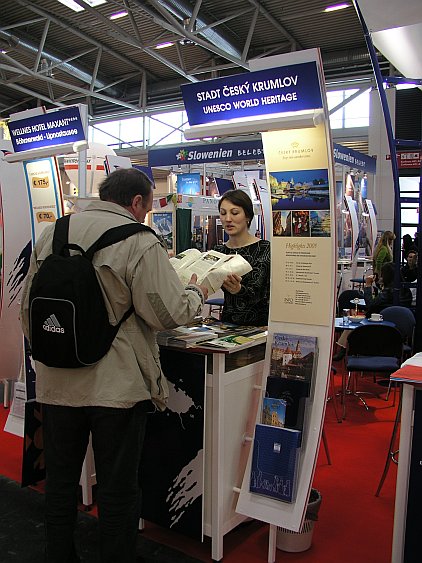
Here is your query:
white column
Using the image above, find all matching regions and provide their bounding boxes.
[368,86,396,233]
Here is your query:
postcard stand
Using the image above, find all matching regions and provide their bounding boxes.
[182,48,336,562]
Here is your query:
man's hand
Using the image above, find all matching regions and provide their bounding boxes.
[365,274,374,287]
[222,273,242,294]
[188,273,209,301]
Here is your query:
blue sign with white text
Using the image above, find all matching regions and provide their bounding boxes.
[333,143,376,174]
[8,106,85,153]
[181,62,322,127]
[148,140,264,166]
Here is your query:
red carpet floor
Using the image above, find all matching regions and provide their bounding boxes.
[0,369,398,563]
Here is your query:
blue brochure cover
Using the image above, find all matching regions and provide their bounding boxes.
[250,424,301,503]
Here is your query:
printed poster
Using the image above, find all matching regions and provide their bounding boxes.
[151,211,174,251]
[23,158,62,242]
[262,123,334,325]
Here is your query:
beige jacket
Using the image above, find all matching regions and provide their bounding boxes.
[20,201,203,410]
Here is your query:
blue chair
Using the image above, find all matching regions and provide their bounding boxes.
[379,306,416,402]
[343,324,403,418]
[205,297,224,319]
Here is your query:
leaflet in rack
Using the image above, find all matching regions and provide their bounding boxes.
[169,248,252,293]
[249,424,301,503]
[270,333,318,383]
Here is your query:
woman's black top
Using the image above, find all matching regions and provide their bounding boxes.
[214,239,270,326]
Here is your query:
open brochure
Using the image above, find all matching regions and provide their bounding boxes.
[169,248,252,294]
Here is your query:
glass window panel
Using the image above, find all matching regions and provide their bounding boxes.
[148,112,185,146]
[120,117,143,145]
[401,208,419,223]
[400,177,420,192]
[90,124,119,146]
[344,90,369,128]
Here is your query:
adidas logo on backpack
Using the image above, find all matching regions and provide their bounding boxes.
[29,214,158,369]
[43,314,65,334]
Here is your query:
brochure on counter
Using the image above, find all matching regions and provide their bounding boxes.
[157,319,267,349]
[170,248,252,293]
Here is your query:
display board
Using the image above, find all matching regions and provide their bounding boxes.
[0,140,32,384]
[181,50,336,555]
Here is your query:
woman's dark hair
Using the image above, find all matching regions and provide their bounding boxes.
[218,189,254,227]
[99,168,153,206]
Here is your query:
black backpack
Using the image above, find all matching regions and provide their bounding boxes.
[28,214,157,369]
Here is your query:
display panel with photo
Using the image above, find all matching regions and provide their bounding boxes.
[269,169,330,210]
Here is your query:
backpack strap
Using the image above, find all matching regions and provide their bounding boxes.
[85,222,159,260]
[52,214,71,256]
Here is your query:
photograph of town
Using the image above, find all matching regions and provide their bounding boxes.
[270,333,318,382]
[269,169,330,210]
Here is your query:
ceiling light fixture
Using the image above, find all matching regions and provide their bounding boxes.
[324,3,350,12]
[57,0,85,11]
[155,42,174,49]
[57,0,106,12]
[110,10,128,20]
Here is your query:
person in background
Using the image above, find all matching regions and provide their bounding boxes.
[214,189,270,326]
[401,234,414,263]
[414,231,419,250]
[20,168,208,563]
[401,248,418,283]
[372,230,395,281]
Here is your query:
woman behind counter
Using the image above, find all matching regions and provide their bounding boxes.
[214,190,270,326]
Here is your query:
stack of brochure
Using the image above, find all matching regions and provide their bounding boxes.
[156,326,218,348]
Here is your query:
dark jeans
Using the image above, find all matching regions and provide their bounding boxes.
[42,402,148,563]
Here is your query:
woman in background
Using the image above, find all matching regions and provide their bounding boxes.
[372,230,395,281]
[214,190,270,326]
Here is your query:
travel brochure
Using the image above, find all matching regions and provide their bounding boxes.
[261,397,286,427]
[270,333,318,382]
[169,248,252,294]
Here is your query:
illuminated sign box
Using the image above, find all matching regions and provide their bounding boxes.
[8,106,86,154]
[181,62,323,129]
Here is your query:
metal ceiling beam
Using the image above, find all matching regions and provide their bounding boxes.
[245,0,302,50]
[0,52,142,112]
[0,79,67,111]
[135,0,248,68]
[69,0,199,83]
[241,8,259,63]
[13,0,158,84]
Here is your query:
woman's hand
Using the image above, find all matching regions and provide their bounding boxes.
[222,273,242,294]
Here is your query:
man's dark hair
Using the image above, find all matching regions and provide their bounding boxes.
[99,168,153,206]
[380,261,395,287]
[218,189,254,227]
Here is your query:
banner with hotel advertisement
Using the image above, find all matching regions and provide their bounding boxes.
[3,108,70,488]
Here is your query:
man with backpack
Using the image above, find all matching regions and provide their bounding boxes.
[20,167,208,563]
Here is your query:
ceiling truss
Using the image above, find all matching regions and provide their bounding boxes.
[0,0,389,121]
